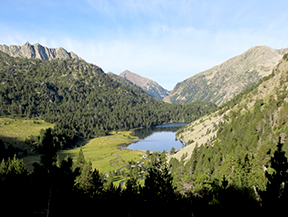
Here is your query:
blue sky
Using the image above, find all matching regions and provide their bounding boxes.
[1,0,288,90]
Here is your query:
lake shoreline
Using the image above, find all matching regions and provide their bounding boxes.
[117,137,161,153]
[116,137,141,150]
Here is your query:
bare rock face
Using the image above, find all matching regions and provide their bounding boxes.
[119,70,170,100]
[164,45,288,106]
[107,71,146,94]
[0,42,80,60]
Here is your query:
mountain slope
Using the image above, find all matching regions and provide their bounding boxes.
[0,42,79,60]
[119,70,170,100]
[171,53,288,161]
[168,53,288,194]
[164,46,288,106]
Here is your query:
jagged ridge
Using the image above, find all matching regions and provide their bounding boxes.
[0,42,80,60]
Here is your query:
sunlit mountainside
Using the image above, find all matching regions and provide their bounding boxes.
[164,45,288,106]
[168,53,288,194]
[119,70,170,100]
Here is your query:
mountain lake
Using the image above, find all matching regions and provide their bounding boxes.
[121,123,187,152]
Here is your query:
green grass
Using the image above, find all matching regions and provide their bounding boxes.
[0,119,146,185]
[0,118,54,150]
[23,131,145,174]
[59,131,145,173]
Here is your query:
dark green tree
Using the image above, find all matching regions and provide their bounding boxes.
[74,148,104,196]
[38,128,57,171]
[142,152,176,216]
[260,140,288,216]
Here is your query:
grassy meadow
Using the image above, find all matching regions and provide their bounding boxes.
[0,118,54,150]
[22,130,145,174]
[58,131,145,173]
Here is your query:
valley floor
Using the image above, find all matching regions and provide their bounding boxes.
[22,131,145,174]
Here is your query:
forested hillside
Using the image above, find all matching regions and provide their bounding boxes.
[169,53,288,198]
[0,51,216,151]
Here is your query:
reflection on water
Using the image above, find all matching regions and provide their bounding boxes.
[132,123,187,139]
[124,123,187,152]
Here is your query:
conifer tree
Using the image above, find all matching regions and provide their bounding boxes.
[260,140,288,216]
[141,152,176,216]
[74,148,103,196]
[143,152,175,201]
[74,147,85,170]
[38,128,57,171]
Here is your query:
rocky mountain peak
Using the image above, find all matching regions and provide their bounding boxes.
[0,42,80,61]
[24,41,31,46]
[120,70,149,87]
[119,70,170,100]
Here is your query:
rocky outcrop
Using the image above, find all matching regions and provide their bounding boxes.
[164,45,288,106]
[0,42,80,60]
[119,70,170,100]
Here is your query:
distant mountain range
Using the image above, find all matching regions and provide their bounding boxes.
[2,42,288,107]
[118,70,170,100]
[0,42,79,60]
[164,45,288,106]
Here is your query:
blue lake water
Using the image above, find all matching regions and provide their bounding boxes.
[126,123,187,152]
